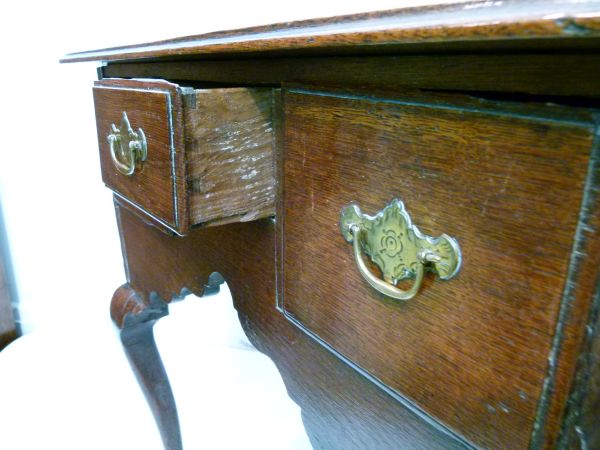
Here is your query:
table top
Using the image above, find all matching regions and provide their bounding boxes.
[62,0,600,63]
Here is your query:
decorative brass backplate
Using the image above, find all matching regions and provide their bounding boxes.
[340,199,461,299]
[107,112,147,176]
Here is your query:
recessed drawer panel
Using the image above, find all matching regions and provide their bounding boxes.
[93,79,275,234]
[93,80,180,229]
[281,89,596,448]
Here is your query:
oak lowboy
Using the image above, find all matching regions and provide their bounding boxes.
[64,1,600,449]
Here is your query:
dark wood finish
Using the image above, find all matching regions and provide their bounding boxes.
[110,284,182,450]
[115,200,471,450]
[61,0,600,63]
[94,80,275,234]
[574,311,600,449]
[102,53,600,99]
[559,309,600,449]
[552,139,600,450]
[93,79,185,231]
[281,88,598,449]
[66,3,600,449]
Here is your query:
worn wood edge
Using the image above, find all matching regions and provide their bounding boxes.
[194,210,276,228]
[184,88,276,226]
[172,85,189,233]
[94,77,180,90]
[573,287,600,449]
[558,288,600,448]
[274,89,285,312]
[62,1,600,63]
[113,193,183,236]
[553,123,600,449]
[529,121,600,449]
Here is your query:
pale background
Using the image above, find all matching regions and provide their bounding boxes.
[0,1,453,449]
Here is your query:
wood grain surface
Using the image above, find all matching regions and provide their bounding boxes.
[280,88,597,449]
[185,88,275,224]
[80,4,600,447]
[93,79,183,230]
[559,310,600,449]
[114,199,471,449]
[103,53,600,100]
[575,312,600,450]
[110,283,148,329]
[62,0,600,63]
[110,284,182,450]
[552,134,600,450]
[94,80,275,234]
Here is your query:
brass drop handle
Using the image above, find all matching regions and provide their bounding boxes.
[107,112,147,176]
[340,199,461,301]
[351,224,440,300]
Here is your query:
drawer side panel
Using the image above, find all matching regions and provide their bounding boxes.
[185,88,275,225]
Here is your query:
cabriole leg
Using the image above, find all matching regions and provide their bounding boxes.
[110,284,182,450]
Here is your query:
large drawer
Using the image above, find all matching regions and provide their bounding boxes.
[93,79,275,234]
[281,88,597,448]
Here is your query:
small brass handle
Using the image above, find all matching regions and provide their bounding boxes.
[340,199,461,301]
[107,112,147,176]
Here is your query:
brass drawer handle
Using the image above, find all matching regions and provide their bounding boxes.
[107,112,147,176]
[340,199,461,301]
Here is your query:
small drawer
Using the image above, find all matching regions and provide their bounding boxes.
[281,89,596,449]
[93,79,275,235]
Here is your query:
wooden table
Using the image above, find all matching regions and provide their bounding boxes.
[63,2,600,449]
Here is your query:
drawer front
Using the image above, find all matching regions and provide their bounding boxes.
[281,89,596,448]
[93,79,185,231]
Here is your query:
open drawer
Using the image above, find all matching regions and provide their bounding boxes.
[93,78,275,235]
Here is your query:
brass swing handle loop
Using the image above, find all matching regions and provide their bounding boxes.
[107,112,147,176]
[340,199,461,302]
[351,225,440,300]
